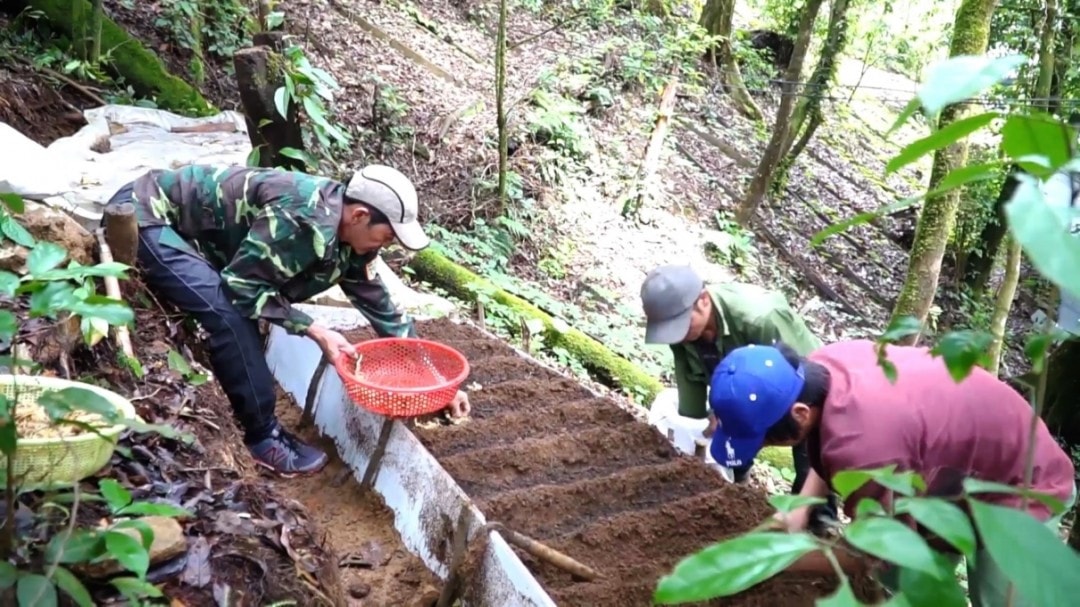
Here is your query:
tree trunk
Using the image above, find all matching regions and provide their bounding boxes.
[889,0,1000,339]
[735,0,826,225]
[772,0,853,193]
[233,33,306,171]
[985,236,1021,375]
[1042,338,1080,445]
[495,0,509,213]
[89,0,102,62]
[699,0,763,122]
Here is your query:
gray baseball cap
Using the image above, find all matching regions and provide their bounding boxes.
[641,265,704,344]
[345,164,430,251]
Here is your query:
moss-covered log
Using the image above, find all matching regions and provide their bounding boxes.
[408,249,665,404]
[28,0,213,115]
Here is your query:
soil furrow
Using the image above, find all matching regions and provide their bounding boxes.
[438,424,676,499]
[476,458,728,539]
[400,318,882,605]
[414,397,637,456]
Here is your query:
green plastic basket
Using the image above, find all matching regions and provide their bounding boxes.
[0,375,139,491]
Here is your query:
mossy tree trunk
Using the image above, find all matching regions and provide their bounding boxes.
[735,0,826,224]
[771,0,854,194]
[25,0,213,114]
[699,0,764,122]
[962,168,1019,292]
[407,249,665,404]
[889,0,999,340]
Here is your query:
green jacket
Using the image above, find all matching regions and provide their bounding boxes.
[671,283,821,419]
[128,165,414,338]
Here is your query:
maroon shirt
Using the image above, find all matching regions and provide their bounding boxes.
[807,340,1075,522]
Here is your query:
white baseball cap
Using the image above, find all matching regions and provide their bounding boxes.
[345,165,430,251]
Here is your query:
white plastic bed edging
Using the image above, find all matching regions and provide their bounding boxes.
[264,303,557,607]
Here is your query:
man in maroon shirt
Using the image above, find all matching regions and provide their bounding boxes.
[707,340,1077,606]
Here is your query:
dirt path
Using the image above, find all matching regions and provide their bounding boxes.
[269,393,442,607]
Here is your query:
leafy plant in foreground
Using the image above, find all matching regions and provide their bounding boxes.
[1,195,191,604]
[654,53,1080,606]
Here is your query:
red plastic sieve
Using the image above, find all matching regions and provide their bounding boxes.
[333,338,470,418]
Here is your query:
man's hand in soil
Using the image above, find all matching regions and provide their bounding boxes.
[307,324,355,362]
[447,390,470,418]
[771,506,811,533]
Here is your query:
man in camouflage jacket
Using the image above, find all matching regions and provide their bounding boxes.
[103,164,470,475]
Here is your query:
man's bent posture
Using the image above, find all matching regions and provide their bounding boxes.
[104,164,469,475]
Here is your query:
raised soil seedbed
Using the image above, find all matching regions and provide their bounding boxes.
[372,318,882,606]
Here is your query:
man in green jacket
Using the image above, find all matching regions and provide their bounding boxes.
[103,164,470,476]
[641,264,838,526]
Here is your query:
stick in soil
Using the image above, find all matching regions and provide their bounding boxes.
[301,356,329,429]
[95,230,135,359]
[332,416,394,488]
[436,520,602,607]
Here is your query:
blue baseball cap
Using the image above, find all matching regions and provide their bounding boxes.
[708,344,805,469]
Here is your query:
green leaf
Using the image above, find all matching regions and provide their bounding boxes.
[111,576,164,599]
[0,310,16,341]
[968,499,1080,606]
[16,574,58,607]
[810,196,921,247]
[962,478,1066,515]
[112,518,155,548]
[894,497,976,557]
[67,297,134,325]
[653,532,819,603]
[118,501,192,518]
[28,281,76,317]
[886,565,968,607]
[886,98,921,136]
[929,330,994,381]
[0,214,35,248]
[26,242,68,275]
[1001,113,1073,177]
[52,566,94,607]
[933,161,1006,193]
[845,517,945,579]
[832,465,926,499]
[916,54,1027,118]
[1005,174,1080,302]
[0,408,15,456]
[167,349,193,375]
[768,495,827,513]
[45,529,105,564]
[98,478,133,512]
[1025,332,1054,373]
[0,271,17,297]
[0,561,16,588]
[816,578,861,607]
[855,498,886,518]
[274,86,289,119]
[36,387,121,423]
[105,530,151,578]
[879,316,922,343]
[0,192,25,213]
[885,112,998,175]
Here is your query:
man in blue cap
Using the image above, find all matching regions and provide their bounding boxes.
[640,264,838,530]
[708,340,1076,605]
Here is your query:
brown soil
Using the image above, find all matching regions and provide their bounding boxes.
[0,64,88,146]
[401,317,884,606]
[272,391,442,607]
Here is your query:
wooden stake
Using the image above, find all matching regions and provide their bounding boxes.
[300,356,329,429]
[624,76,680,218]
[103,202,138,268]
[95,230,134,359]
[234,35,306,171]
[331,416,394,488]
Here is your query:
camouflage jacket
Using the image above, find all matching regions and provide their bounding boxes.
[128,165,415,338]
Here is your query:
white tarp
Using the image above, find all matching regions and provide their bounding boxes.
[0,104,250,224]
[0,104,454,317]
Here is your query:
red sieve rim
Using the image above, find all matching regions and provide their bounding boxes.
[332,338,471,393]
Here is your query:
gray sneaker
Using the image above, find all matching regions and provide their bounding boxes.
[248,427,329,475]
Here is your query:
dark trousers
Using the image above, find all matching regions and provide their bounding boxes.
[105,187,278,443]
